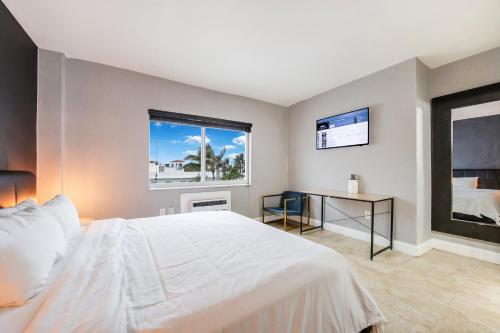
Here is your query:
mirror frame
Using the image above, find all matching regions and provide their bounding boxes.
[431,82,500,244]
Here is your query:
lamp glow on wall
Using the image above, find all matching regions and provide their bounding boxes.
[0,171,36,208]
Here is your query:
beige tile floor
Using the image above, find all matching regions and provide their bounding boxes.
[270,223,500,333]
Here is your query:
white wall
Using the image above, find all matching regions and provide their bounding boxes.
[288,59,420,245]
[38,50,288,219]
[431,46,500,98]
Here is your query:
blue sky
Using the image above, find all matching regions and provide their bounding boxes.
[149,121,245,164]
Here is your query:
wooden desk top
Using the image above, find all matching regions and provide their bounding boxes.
[300,189,393,202]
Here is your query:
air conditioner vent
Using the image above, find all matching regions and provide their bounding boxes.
[180,191,231,213]
[192,200,227,208]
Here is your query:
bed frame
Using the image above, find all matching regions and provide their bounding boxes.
[451,169,500,225]
[0,170,36,208]
[453,169,500,190]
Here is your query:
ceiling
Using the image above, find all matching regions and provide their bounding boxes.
[5,0,500,106]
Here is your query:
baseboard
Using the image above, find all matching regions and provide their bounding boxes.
[253,216,499,264]
[431,238,500,265]
[256,216,420,256]
[254,215,312,224]
[321,221,390,247]
[415,239,433,256]
[308,218,423,257]
[254,215,282,223]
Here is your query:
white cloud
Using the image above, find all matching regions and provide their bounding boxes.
[185,135,210,144]
[232,135,246,146]
[224,144,236,150]
[184,150,197,156]
[169,139,182,144]
[185,135,200,144]
[227,152,243,160]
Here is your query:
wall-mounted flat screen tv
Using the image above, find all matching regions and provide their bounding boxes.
[316,107,369,149]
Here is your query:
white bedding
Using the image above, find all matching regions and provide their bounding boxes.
[453,188,500,225]
[0,226,87,332]
[1,211,385,333]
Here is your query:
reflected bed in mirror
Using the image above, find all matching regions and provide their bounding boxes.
[451,101,500,226]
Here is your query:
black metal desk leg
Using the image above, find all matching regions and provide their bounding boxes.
[370,202,375,261]
[321,196,325,230]
[300,195,303,235]
[390,198,394,249]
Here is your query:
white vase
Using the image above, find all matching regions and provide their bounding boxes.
[348,179,359,194]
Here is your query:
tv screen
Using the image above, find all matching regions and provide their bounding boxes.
[316,107,369,149]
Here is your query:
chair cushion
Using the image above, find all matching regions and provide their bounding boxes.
[281,191,304,212]
[264,207,301,216]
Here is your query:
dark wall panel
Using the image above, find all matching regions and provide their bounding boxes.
[453,114,500,169]
[0,1,37,175]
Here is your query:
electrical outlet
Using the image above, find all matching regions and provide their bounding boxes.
[159,208,166,216]
[364,210,371,219]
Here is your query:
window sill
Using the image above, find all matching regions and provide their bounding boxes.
[149,183,250,191]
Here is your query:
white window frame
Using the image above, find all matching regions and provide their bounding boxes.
[148,121,251,190]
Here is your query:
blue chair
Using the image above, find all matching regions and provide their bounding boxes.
[262,191,310,231]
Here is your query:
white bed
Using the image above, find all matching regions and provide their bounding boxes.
[0,211,385,333]
[453,188,500,225]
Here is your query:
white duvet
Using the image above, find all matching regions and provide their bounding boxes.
[453,188,500,225]
[1,211,385,333]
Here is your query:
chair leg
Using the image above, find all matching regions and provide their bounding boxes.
[262,197,265,223]
[284,213,287,231]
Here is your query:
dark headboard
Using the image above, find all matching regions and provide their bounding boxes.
[0,171,36,208]
[453,169,500,190]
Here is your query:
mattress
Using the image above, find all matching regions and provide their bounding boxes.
[1,211,385,333]
[453,188,500,225]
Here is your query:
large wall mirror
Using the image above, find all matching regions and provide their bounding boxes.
[432,82,500,244]
[452,101,500,226]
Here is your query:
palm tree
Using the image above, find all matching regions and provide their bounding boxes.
[233,153,245,178]
[206,145,228,181]
[184,145,228,181]
[183,147,201,171]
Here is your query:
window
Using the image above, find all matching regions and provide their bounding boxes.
[149,110,251,188]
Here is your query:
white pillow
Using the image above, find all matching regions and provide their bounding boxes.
[0,199,37,216]
[0,206,17,215]
[0,206,67,307]
[41,195,80,241]
[453,177,478,189]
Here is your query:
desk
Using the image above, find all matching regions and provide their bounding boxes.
[300,189,394,260]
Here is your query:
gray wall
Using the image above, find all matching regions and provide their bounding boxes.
[453,115,500,169]
[416,59,432,244]
[288,59,419,245]
[37,49,65,204]
[0,1,37,175]
[38,50,288,219]
[431,46,500,98]
[37,45,500,248]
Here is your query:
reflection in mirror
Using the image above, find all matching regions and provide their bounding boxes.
[451,100,500,226]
